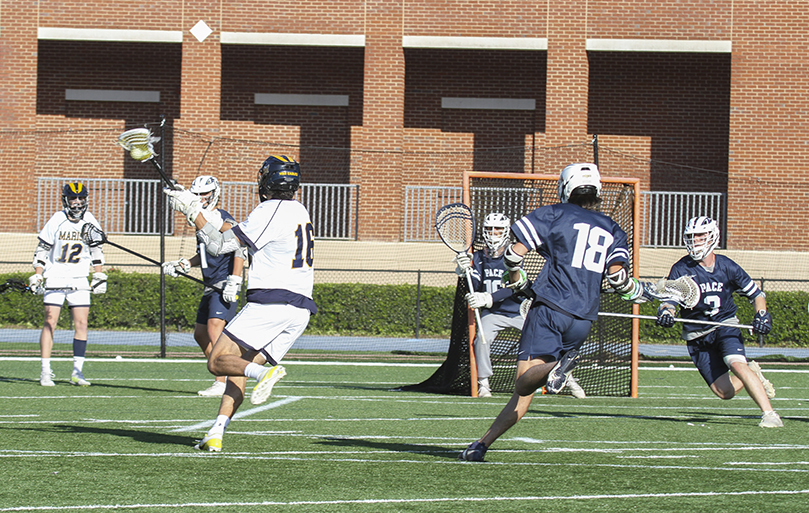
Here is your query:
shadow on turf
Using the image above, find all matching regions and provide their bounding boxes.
[4,375,197,395]
[316,437,461,459]
[1,424,196,447]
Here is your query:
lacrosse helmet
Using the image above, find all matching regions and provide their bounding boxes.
[189,175,220,211]
[683,216,720,261]
[258,155,300,201]
[482,213,510,254]
[62,182,88,220]
[557,163,601,203]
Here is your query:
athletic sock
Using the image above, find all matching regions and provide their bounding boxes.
[72,338,87,358]
[41,358,51,373]
[244,362,267,380]
[73,356,85,374]
[209,415,230,436]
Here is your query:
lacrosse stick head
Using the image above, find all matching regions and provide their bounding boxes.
[0,279,30,294]
[80,223,107,248]
[654,276,700,309]
[435,203,476,253]
[117,128,160,162]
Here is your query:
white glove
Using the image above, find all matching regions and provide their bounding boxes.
[465,292,493,309]
[164,187,202,224]
[162,258,191,278]
[223,275,242,303]
[454,252,473,276]
[28,274,45,295]
[91,272,107,294]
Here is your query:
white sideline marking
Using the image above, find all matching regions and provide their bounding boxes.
[0,357,441,367]
[1,489,808,511]
[170,396,302,433]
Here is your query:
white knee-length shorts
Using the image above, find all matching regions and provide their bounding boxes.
[223,302,311,365]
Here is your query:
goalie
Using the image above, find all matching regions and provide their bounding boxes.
[460,163,665,462]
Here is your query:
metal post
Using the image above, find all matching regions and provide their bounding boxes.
[415,270,422,338]
[159,116,167,358]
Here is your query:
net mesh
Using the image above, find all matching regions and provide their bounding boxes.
[403,173,638,397]
[435,203,476,253]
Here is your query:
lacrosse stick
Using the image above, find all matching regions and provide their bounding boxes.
[79,223,221,292]
[435,203,487,347]
[598,312,753,330]
[117,128,178,190]
[0,279,99,294]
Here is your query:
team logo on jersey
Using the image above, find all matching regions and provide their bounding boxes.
[699,281,724,293]
[59,230,83,241]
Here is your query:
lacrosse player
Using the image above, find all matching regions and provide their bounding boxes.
[460,163,647,461]
[454,212,586,399]
[165,155,315,452]
[656,216,782,428]
[30,182,106,387]
[162,175,245,397]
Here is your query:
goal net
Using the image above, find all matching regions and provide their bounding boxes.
[403,171,640,397]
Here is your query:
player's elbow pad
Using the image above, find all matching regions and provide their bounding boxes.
[607,266,642,302]
[503,244,524,271]
[90,246,105,266]
[199,222,240,256]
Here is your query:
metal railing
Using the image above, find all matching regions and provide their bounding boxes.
[39,178,359,240]
[403,185,727,246]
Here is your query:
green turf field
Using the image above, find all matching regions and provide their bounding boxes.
[1,358,807,512]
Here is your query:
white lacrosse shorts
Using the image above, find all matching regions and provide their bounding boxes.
[43,277,92,308]
[224,302,311,365]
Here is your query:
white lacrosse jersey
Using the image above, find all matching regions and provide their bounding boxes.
[231,199,316,314]
[37,211,103,279]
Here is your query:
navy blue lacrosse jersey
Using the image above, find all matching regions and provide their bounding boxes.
[512,203,630,321]
[468,251,522,316]
[666,254,763,339]
[197,208,238,287]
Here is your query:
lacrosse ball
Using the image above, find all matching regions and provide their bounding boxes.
[115,355,123,361]
[130,146,150,161]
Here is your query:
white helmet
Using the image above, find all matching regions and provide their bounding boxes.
[558,163,601,203]
[683,216,720,261]
[482,212,510,254]
[189,175,220,211]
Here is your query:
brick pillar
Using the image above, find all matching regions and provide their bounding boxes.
[0,1,38,231]
[173,3,222,189]
[351,0,405,241]
[543,0,590,174]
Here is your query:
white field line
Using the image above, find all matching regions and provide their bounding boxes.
[0,357,440,367]
[1,489,809,511]
[170,396,303,433]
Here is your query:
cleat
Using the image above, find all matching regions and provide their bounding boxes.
[545,349,581,394]
[759,411,783,428]
[567,377,587,399]
[40,371,55,387]
[70,371,91,386]
[198,380,226,397]
[250,365,286,405]
[477,386,492,398]
[459,441,488,462]
[194,433,223,452]
[748,360,775,399]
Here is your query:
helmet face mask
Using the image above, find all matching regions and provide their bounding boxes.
[482,212,510,255]
[189,175,220,211]
[558,163,601,203]
[62,182,88,220]
[683,216,720,261]
[258,155,301,201]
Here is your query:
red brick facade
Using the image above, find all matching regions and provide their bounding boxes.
[0,0,806,248]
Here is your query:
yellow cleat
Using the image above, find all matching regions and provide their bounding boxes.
[194,434,222,452]
[250,365,287,405]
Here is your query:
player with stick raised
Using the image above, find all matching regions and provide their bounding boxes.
[460,163,671,461]
[164,155,316,452]
[30,182,107,387]
[162,175,245,397]
[655,216,782,428]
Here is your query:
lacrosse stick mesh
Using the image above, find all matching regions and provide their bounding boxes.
[653,276,700,309]
[435,203,475,253]
[80,223,106,248]
[117,128,159,162]
[405,172,639,397]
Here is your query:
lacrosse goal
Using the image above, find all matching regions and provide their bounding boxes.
[403,171,641,398]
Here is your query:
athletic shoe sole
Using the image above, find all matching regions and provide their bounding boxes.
[250,365,287,405]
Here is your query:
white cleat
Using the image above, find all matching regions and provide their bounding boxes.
[250,365,286,405]
[567,377,587,399]
[748,360,775,399]
[198,380,226,397]
[70,371,91,386]
[759,411,783,428]
[40,371,55,387]
[477,386,492,398]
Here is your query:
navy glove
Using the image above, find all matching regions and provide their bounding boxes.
[656,306,675,328]
[752,309,772,335]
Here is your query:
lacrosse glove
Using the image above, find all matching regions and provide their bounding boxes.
[91,272,107,294]
[223,275,242,303]
[162,258,191,278]
[465,292,493,309]
[28,274,45,295]
[454,252,472,276]
[656,306,676,328]
[752,310,772,335]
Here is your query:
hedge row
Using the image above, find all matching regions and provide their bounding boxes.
[2,271,806,346]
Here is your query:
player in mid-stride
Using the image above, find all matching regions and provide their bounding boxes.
[459,163,647,462]
[165,155,316,452]
[656,216,782,428]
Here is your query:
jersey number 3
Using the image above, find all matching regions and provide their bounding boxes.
[571,223,614,273]
[292,223,314,269]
